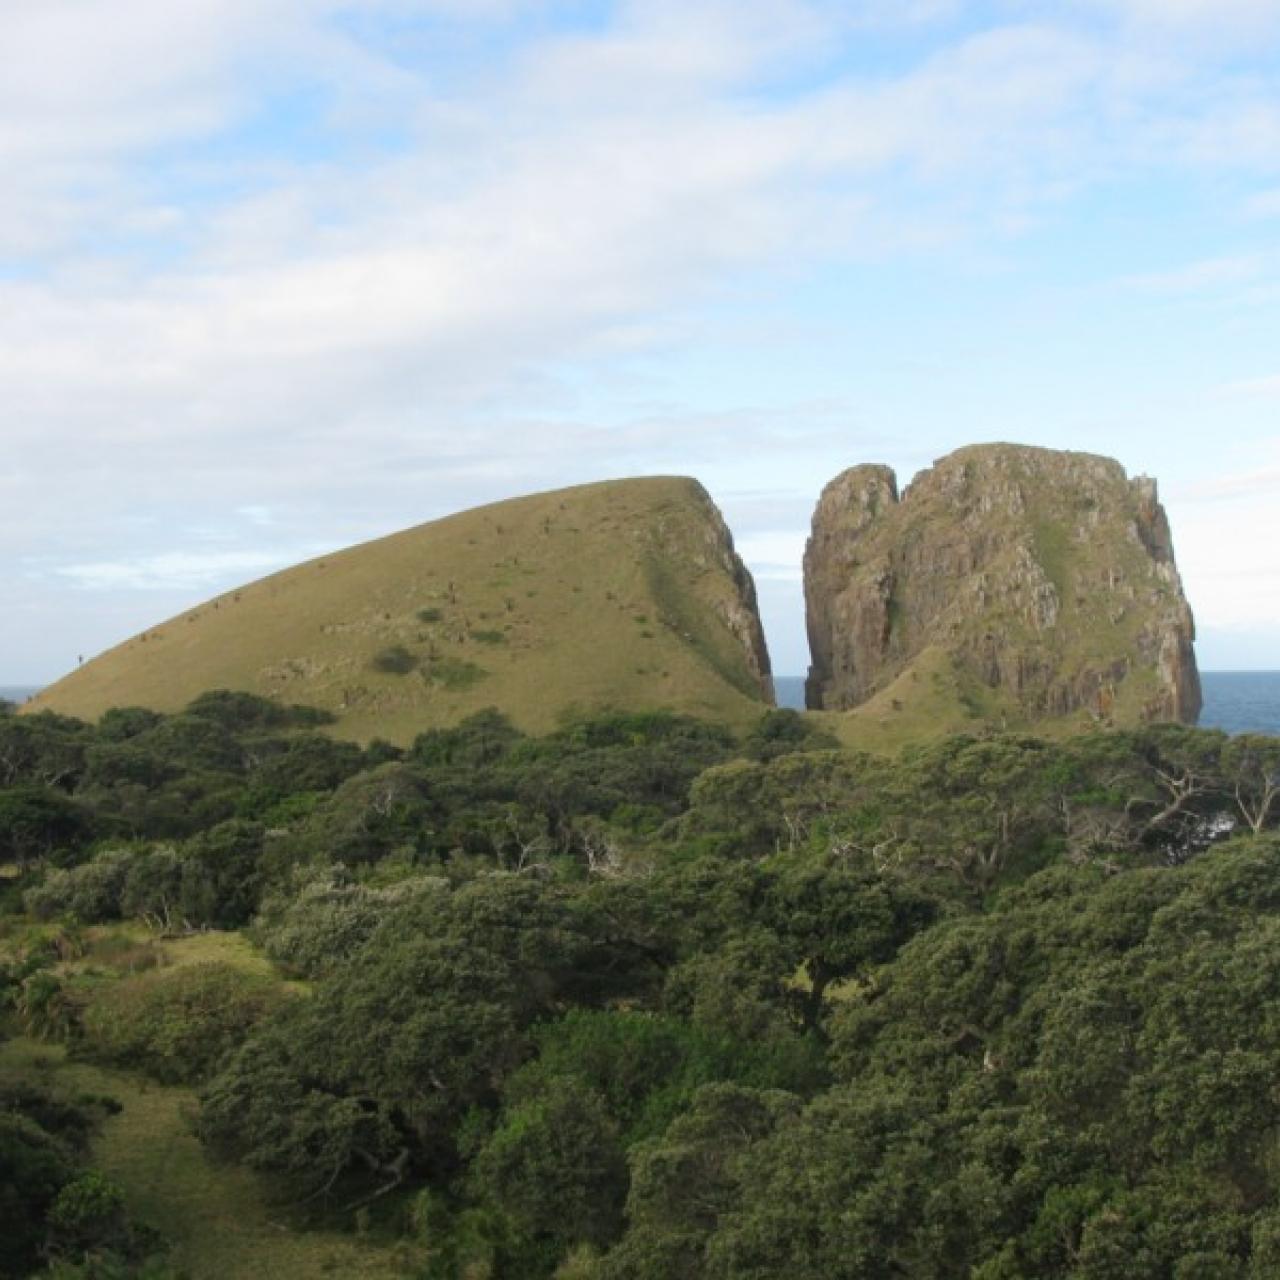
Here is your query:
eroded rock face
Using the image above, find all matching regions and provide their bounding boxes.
[803,444,1201,726]
[670,482,775,702]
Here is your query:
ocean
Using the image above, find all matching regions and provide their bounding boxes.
[774,672,1280,737]
[6,677,1280,736]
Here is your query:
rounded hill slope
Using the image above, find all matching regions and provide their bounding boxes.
[28,477,774,742]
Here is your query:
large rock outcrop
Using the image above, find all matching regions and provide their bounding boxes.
[804,444,1201,728]
[28,477,773,743]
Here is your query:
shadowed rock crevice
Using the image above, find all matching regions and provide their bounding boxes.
[803,444,1201,728]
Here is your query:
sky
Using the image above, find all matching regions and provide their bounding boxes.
[4,0,1280,684]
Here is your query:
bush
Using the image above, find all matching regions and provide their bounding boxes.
[371,646,417,675]
[46,1169,129,1257]
[471,1076,628,1272]
[80,962,286,1083]
[256,870,445,979]
[26,851,133,923]
[422,657,487,689]
[0,1109,78,1274]
[185,689,334,730]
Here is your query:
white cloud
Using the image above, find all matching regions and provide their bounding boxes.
[1122,255,1267,293]
[48,548,326,592]
[735,531,809,582]
[1098,0,1280,25]
[1221,375,1280,398]
[1178,466,1280,501]
[4,0,1280,675]
[1244,188,1280,218]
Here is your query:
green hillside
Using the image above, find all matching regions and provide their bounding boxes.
[26,477,774,742]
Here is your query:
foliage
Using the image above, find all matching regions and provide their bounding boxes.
[27,852,133,924]
[0,786,93,871]
[740,709,839,762]
[254,868,444,979]
[0,1107,79,1274]
[6,694,1280,1277]
[370,646,417,676]
[79,962,286,1084]
[0,1077,154,1278]
[470,1076,628,1271]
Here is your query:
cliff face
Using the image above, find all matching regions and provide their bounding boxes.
[804,444,1201,727]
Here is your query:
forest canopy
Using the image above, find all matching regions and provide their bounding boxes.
[3,691,1280,1277]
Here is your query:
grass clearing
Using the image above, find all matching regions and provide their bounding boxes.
[0,1036,421,1279]
[156,929,278,977]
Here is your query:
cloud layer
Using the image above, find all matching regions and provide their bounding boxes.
[5,0,1280,678]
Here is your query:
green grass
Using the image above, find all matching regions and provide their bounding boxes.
[643,553,762,701]
[1031,518,1071,598]
[421,655,488,690]
[0,1037,420,1279]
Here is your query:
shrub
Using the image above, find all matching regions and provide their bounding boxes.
[185,689,334,729]
[17,970,85,1042]
[256,870,445,979]
[0,1110,78,1274]
[80,962,286,1083]
[46,1169,130,1257]
[371,645,418,675]
[422,657,487,689]
[26,851,133,923]
[471,1076,627,1270]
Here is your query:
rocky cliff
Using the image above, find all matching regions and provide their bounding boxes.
[804,444,1201,729]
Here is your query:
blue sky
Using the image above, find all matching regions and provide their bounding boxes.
[4,0,1280,682]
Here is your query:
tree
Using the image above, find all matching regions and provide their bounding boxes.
[200,876,594,1191]
[0,712,90,789]
[741,709,838,762]
[602,1084,800,1280]
[1222,735,1280,835]
[471,1076,628,1274]
[762,864,935,1032]
[0,785,92,870]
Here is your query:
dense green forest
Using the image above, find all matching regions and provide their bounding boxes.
[3,690,1280,1277]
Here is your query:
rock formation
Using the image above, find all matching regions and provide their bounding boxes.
[804,444,1201,727]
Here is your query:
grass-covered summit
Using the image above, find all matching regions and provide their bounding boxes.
[28,477,774,742]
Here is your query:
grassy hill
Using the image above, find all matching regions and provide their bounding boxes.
[27,477,774,743]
